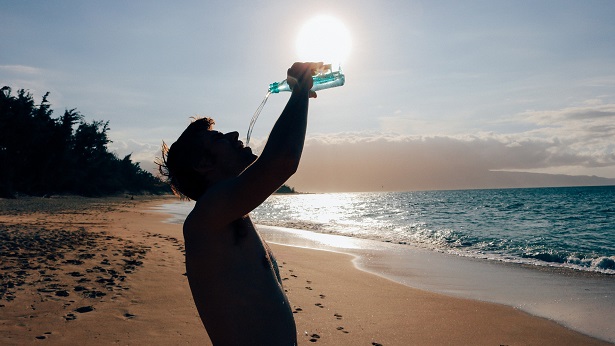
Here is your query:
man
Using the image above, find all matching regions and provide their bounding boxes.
[158,62,321,345]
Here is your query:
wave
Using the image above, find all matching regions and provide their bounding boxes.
[155,186,615,276]
[253,218,615,275]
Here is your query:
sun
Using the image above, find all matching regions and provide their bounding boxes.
[295,15,352,66]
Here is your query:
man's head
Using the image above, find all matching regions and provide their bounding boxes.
[158,117,257,200]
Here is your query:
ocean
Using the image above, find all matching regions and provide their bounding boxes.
[155,185,615,342]
[160,185,615,275]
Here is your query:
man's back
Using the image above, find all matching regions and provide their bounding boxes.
[184,212,296,345]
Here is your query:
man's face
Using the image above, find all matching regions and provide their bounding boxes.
[200,130,258,178]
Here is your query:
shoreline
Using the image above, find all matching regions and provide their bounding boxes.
[0,196,612,345]
[258,225,615,344]
[155,199,615,276]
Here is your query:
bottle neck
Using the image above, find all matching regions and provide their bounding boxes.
[269,80,291,94]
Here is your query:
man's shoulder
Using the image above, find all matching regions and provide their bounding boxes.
[184,191,221,229]
[183,202,242,239]
[184,204,214,233]
[184,175,268,236]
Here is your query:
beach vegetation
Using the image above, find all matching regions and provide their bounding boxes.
[0,86,171,198]
[275,184,296,194]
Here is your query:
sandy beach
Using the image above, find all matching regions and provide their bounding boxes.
[0,196,610,345]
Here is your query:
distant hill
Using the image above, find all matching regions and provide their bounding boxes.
[481,171,615,189]
[407,171,615,192]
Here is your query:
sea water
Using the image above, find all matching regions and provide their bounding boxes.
[158,185,615,274]
[254,186,615,274]
[155,185,615,342]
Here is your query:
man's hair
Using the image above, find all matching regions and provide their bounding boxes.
[157,117,216,200]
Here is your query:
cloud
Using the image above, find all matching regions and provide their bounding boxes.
[285,101,615,192]
[519,103,615,123]
[0,65,59,103]
[108,139,161,174]
[581,75,615,87]
[0,64,43,75]
[516,103,615,161]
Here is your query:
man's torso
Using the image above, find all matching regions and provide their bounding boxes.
[183,213,296,345]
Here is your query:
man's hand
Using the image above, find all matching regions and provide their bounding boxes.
[286,62,323,99]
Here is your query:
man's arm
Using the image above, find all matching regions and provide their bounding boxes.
[187,62,320,231]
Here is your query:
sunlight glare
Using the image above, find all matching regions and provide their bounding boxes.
[295,15,351,65]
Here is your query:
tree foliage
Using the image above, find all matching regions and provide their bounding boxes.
[0,86,170,198]
[275,184,296,194]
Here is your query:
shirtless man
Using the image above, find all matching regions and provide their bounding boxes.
[158,62,321,345]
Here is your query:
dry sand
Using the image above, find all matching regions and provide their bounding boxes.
[0,196,610,345]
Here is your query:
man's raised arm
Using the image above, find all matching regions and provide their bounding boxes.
[189,62,321,229]
[253,62,321,181]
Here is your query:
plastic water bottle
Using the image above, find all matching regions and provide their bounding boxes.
[268,64,345,94]
[246,64,346,145]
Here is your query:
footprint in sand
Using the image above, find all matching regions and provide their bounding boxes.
[74,306,94,313]
[315,303,324,308]
[36,332,52,339]
[309,333,320,342]
[55,290,70,297]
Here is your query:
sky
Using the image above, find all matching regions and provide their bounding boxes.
[2,0,615,192]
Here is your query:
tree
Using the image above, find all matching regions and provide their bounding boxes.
[275,184,296,194]
[0,86,170,198]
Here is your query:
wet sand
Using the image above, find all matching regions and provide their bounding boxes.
[258,225,615,343]
[0,196,610,345]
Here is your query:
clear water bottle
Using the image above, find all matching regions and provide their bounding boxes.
[268,64,345,94]
[246,64,345,145]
